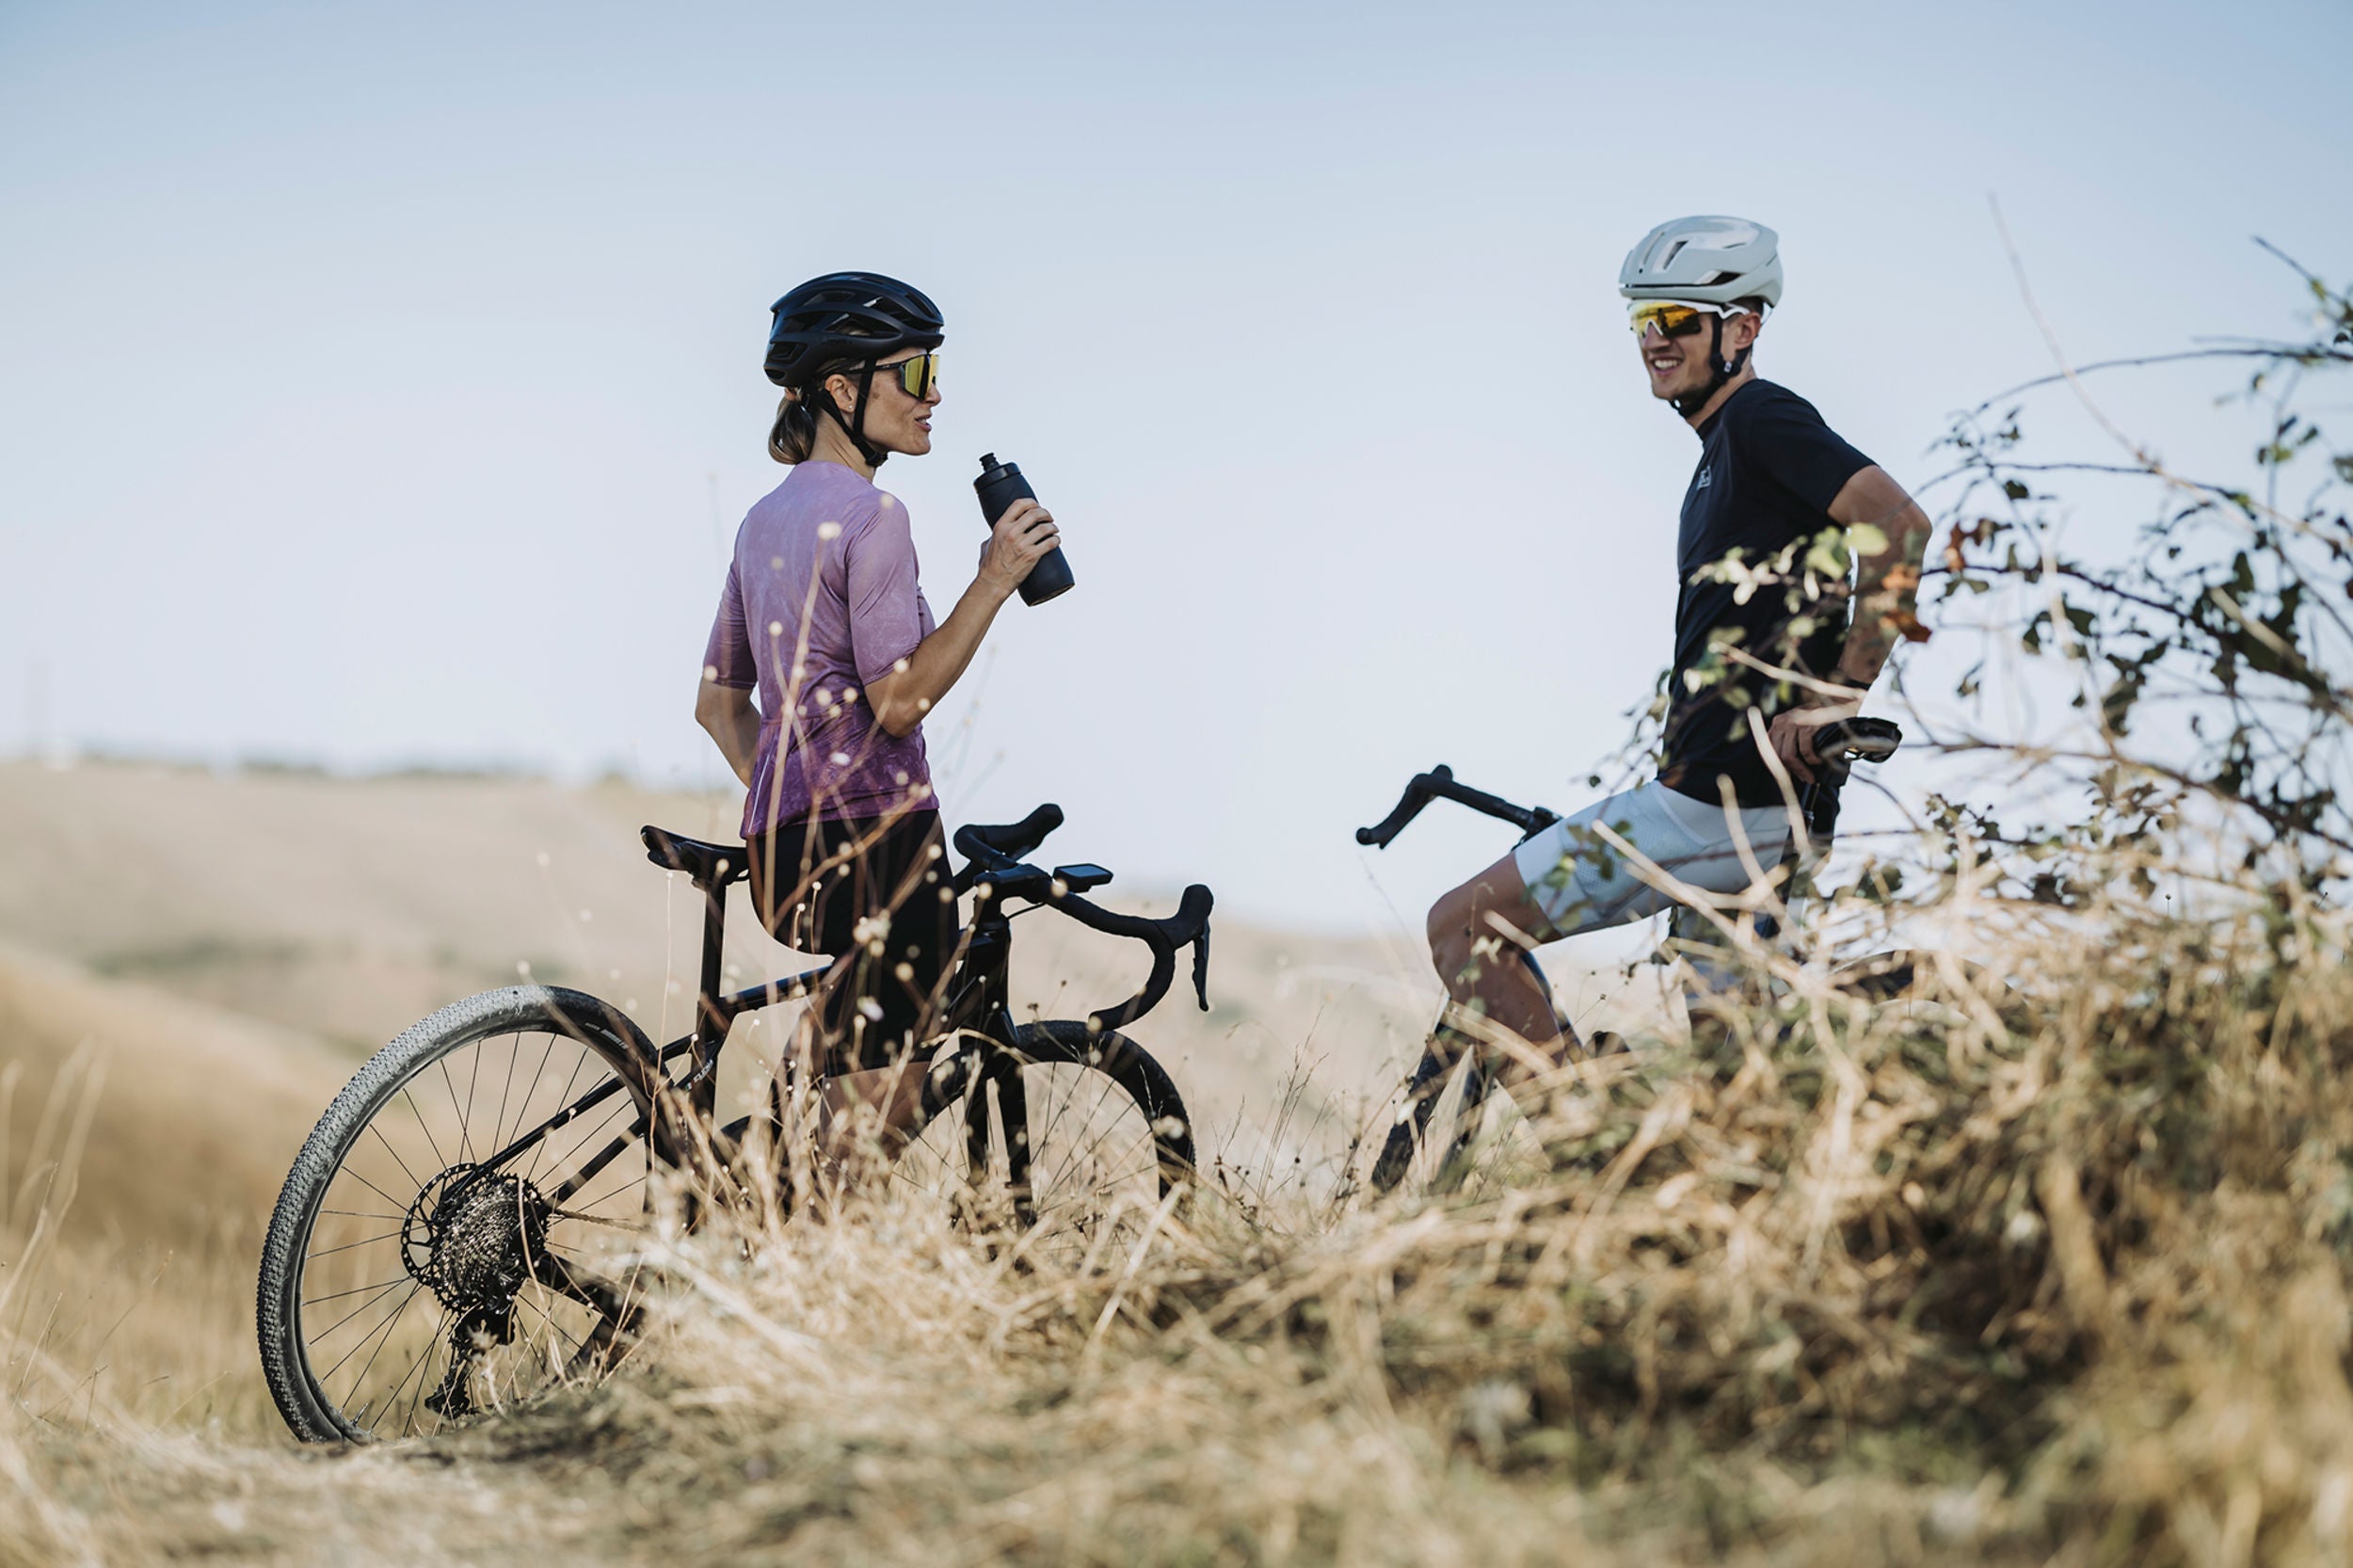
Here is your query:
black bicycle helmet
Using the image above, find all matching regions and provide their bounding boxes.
[763,272,944,468]
[764,272,943,388]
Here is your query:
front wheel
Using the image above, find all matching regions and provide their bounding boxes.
[257,986,660,1443]
[894,1020,1194,1266]
[1368,1025,1492,1197]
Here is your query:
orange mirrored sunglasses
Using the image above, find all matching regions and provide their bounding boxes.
[878,350,939,398]
[1626,301,1729,339]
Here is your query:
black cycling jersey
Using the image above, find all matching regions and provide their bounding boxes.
[1660,378,1874,808]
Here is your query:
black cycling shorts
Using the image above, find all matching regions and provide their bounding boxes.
[746,809,958,1074]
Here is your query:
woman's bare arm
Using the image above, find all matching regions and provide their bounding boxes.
[696,681,761,788]
[863,498,1060,738]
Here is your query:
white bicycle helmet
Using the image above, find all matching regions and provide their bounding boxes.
[1619,216,1783,310]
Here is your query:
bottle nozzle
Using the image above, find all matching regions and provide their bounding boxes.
[978,453,998,471]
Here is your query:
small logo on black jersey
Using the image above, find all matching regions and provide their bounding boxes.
[1694,465,1714,490]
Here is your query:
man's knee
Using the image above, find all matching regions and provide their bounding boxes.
[1424,890,1453,953]
[1429,878,1529,993]
[1427,883,1479,969]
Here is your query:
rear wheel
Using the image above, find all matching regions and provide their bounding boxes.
[257,987,659,1443]
[894,1020,1194,1267]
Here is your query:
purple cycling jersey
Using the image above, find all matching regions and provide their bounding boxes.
[703,461,938,837]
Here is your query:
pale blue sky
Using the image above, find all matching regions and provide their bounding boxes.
[4,0,2348,931]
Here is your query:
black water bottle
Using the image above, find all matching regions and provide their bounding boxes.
[974,453,1076,606]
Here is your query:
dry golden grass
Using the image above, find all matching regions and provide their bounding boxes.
[0,938,352,1438]
[485,888,2351,1566]
[5,763,2350,1566]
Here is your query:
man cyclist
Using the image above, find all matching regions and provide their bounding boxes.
[1425,216,1930,1074]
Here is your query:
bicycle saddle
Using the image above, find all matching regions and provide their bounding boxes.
[639,825,751,888]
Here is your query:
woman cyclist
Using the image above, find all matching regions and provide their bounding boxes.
[696,271,1063,1160]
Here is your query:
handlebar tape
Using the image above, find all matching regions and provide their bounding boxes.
[1063,882,1214,1030]
[1356,765,1453,848]
[948,802,1213,1026]
[953,802,1064,867]
[1357,765,1550,848]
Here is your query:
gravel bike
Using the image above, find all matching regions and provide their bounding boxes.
[1357,717,1906,1195]
[257,804,1212,1443]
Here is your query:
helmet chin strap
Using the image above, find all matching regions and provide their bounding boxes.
[820,362,888,469]
[1670,313,1753,419]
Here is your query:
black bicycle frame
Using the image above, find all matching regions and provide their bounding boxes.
[474,858,1040,1208]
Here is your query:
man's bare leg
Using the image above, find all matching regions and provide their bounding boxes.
[1425,852,1577,1089]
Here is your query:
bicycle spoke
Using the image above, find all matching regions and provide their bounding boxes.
[1037,1069,1148,1213]
[307,1276,410,1344]
[540,1096,633,1185]
[304,1275,413,1309]
[512,1032,561,1167]
[402,1086,450,1172]
[305,1229,403,1261]
[373,1300,445,1423]
[394,1306,456,1436]
[365,1124,426,1205]
[463,1038,486,1153]
[321,1280,424,1389]
[527,1047,597,1185]
[1039,1065,1127,1188]
[440,1057,472,1164]
[515,1290,585,1354]
[344,1165,414,1219]
[562,1158,640,1205]
[1038,1127,1134,1216]
[493,1032,522,1150]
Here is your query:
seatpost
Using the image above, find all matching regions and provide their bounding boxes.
[692,873,728,1097]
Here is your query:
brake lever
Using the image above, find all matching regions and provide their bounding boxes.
[1191,921,1212,1011]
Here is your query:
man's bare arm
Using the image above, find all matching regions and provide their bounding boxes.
[1764,465,1930,782]
[1823,464,1931,688]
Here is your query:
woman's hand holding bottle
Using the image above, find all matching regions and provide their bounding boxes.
[977,499,1062,603]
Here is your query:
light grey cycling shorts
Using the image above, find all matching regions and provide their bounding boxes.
[1511,779,1795,939]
